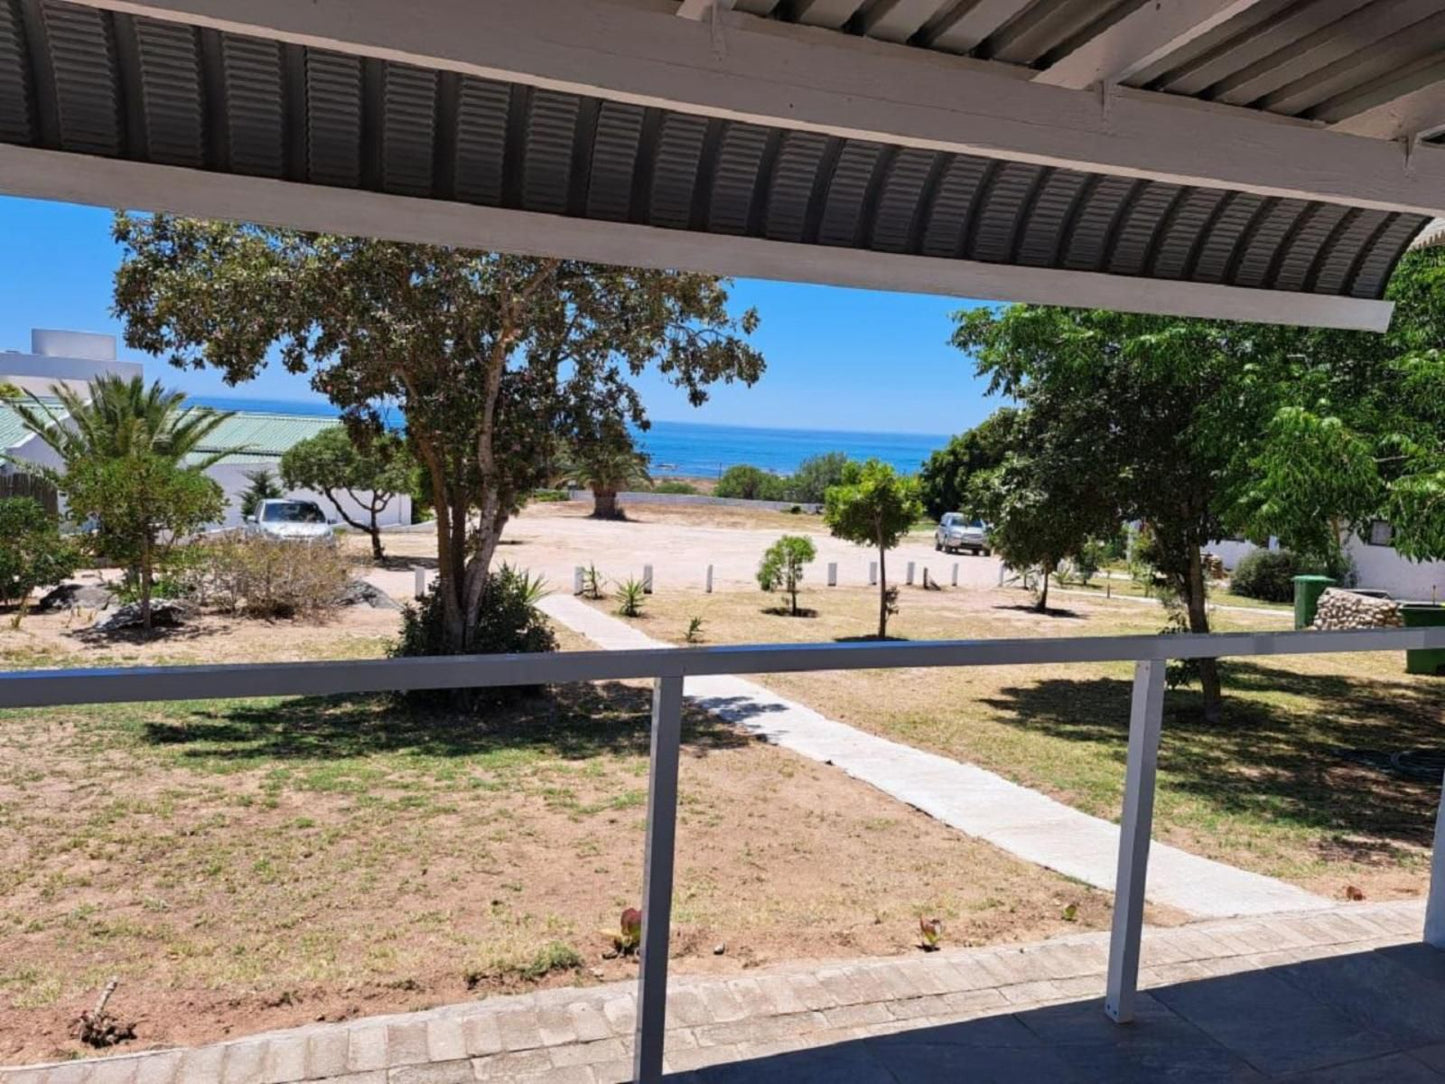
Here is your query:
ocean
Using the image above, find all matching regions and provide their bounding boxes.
[191,398,949,478]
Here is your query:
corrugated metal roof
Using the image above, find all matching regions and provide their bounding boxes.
[196,411,339,462]
[1,399,338,463]
[0,397,64,453]
[0,0,1428,302]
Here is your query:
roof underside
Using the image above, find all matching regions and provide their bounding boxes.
[0,0,1438,328]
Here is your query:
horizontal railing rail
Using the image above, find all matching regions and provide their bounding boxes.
[3,623,1442,1082]
[0,625,1439,708]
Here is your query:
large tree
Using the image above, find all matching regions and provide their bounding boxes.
[112,215,763,652]
[555,426,653,520]
[954,247,1445,721]
[281,427,414,560]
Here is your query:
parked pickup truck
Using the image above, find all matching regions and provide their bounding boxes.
[935,513,991,556]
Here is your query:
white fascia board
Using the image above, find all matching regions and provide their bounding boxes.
[0,144,1394,332]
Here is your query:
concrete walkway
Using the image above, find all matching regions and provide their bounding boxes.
[539,595,1329,920]
[2,901,1428,1083]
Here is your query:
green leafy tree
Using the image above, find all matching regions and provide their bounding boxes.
[788,452,850,504]
[12,375,232,630]
[239,467,283,519]
[919,409,1019,521]
[112,214,763,655]
[0,497,81,626]
[953,248,1445,720]
[280,427,414,560]
[757,534,817,616]
[715,464,787,501]
[823,459,922,639]
[555,429,652,519]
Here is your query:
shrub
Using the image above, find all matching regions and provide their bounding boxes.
[0,497,82,625]
[715,464,788,501]
[1229,549,1309,602]
[527,488,571,503]
[395,563,555,659]
[617,577,646,618]
[186,533,351,617]
[788,452,849,504]
[652,480,699,495]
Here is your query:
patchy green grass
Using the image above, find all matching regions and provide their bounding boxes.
[617,583,1442,901]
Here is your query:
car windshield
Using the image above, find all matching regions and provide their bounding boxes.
[262,502,326,524]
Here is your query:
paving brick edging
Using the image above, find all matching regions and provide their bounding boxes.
[1,900,1424,1084]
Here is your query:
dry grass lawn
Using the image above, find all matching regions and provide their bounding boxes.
[598,582,1444,903]
[0,597,1134,1063]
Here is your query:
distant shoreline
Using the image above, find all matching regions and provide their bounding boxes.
[187,397,950,477]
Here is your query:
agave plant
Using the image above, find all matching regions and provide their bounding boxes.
[617,577,646,618]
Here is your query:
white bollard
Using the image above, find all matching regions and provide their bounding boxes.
[998,562,1006,587]
[574,566,585,595]
[869,561,878,586]
[643,564,654,594]
[952,563,959,587]
[906,561,915,586]
[414,567,427,599]
[706,565,713,593]
[827,562,837,587]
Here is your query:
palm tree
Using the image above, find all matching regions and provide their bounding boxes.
[12,375,235,469]
[557,440,652,519]
[11,375,237,627]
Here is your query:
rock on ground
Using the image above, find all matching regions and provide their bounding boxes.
[92,598,199,632]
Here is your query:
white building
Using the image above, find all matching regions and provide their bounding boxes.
[1,329,410,530]
[1210,531,1444,604]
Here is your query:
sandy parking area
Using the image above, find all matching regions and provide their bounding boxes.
[365,501,1001,600]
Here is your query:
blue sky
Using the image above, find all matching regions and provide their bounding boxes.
[0,195,999,436]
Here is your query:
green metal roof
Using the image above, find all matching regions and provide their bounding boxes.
[0,397,64,453]
[194,411,340,464]
[2,400,340,465]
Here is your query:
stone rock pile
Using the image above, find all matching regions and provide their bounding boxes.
[1312,587,1402,631]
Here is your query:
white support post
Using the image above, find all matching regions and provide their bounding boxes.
[952,563,960,587]
[869,561,878,586]
[906,561,915,586]
[705,564,713,593]
[827,562,837,587]
[643,564,654,594]
[1426,768,1445,948]
[574,566,585,596]
[413,567,427,599]
[1106,659,1166,1024]
[998,562,1007,587]
[634,675,684,1083]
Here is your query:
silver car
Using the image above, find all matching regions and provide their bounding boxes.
[935,513,991,556]
[247,498,336,543]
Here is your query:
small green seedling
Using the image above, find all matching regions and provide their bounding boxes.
[685,615,705,644]
[617,578,646,617]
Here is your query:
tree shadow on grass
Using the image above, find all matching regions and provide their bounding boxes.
[834,634,911,643]
[981,660,1444,852]
[141,681,748,766]
[992,604,1085,619]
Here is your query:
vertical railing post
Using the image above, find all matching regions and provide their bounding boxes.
[1105,658,1166,1024]
[634,674,684,1083]
[1426,768,1445,948]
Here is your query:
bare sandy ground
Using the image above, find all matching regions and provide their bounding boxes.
[365,502,1001,600]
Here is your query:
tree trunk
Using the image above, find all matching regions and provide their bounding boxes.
[877,541,889,640]
[368,502,384,562]
[592,487,619,519]
[789,576,799,616]
[140,534,153,631]
[1185,546,1222,723]
[1036,567,1050,612]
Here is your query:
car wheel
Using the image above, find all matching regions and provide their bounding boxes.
[935,540,942,551]
[983,549,992,557]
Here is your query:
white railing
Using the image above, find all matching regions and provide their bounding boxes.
[3,624,1444,1082]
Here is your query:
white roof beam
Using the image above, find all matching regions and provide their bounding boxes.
[0,143,1394,332]
[922,0,1033,54]
[1322,58,1445,141]
[53,0,1445,216]
[1034,0,1271,89]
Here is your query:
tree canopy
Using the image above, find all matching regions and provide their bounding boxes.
[0,497,81,626]
[918,408,1019,521]
[824,459,922,639]
[113,214,764,654]
[757,534,817,616]
[280,427,414,560]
